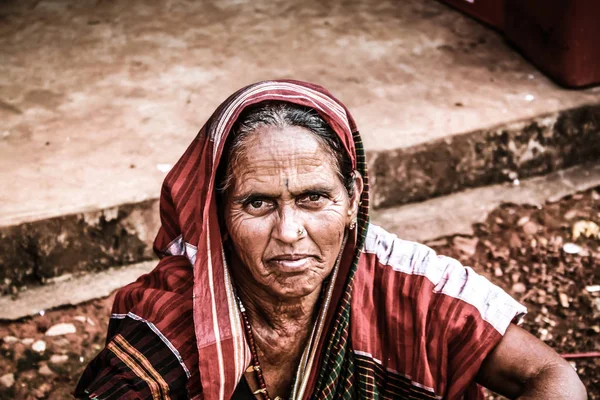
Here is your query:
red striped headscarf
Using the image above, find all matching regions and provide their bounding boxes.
[150,80,369,399]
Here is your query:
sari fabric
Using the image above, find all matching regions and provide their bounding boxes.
[75,80,525,400]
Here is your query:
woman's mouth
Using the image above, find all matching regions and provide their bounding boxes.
[269,254,313,269]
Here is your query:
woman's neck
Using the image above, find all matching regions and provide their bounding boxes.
[235,275,322,397]
[236,278,322,337]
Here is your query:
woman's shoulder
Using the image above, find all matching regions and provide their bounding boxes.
[362,223,442,276]
[359,224,526,333]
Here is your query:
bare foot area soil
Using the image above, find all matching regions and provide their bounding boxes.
[1,188,598,399]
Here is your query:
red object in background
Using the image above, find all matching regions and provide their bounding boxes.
[439,0,505,30]
[504,0,600,88]
[438,0,600,88]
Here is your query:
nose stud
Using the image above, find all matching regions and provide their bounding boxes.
[297,227,305,236]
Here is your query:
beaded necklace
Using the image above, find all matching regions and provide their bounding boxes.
[237,297,284,400]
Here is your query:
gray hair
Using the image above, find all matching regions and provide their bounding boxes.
[216,101,354,197]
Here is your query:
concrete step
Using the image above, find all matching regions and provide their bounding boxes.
[2,162,598,320]
[0,261,155,320]
[372,162,600,244]
[2,0,600,293]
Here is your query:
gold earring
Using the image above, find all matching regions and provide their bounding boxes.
[349,220,357,230]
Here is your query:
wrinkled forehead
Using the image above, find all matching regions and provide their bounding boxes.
[207,81,355,168]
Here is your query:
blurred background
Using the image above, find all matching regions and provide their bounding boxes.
[0,0,599,398]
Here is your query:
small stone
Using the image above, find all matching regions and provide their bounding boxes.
[512,283,527,294]
[559,292,570,308]
[38,364,54,376]
[517,216,529,226]
[508,232,522,249]
[540,316,556,327]
[3,335,19,344]
[21,338,34,345]
[586,285,600,293]
[453,236,479,256]
[45,322,76,336]
[538,328,551,341]
[562,243,582,255]
[0,373,15,388]
[494,266,503,277]
[564,210,578,220]
[52,337,71,347]
[49,354,69,364]
[572,220,600,240]
[74,316,96,327]
[522,221,539,235]
[33,382,52,398]
[31,339,46,353]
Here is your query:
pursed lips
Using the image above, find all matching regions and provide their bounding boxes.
[268,254,314,269]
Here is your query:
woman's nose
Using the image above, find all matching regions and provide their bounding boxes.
[273,206,304,244]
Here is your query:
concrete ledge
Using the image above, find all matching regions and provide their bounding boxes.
[0,201,159,295]
[371,162,600,243]
[0,261,156,320]
[369,104,600,208]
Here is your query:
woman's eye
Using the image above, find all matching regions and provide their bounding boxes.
[299,194,326,207]
[244,199,274,214]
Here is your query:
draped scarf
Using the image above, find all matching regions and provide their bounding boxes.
[108,80,370,400]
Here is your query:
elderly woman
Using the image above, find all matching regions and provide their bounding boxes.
[75,80,586,400]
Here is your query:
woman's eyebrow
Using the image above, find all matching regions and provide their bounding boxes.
[289,185,335,196]
[232,185,335,203]
[231,192,279,203]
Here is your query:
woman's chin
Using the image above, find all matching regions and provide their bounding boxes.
[269,277,322,300]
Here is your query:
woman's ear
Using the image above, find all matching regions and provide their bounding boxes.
[348,170,364,221]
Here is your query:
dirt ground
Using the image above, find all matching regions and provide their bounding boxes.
[0,187,598,399]
[427,187,600,399]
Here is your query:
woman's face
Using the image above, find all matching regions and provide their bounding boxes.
[223,125,361,300]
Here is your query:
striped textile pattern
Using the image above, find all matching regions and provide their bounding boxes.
[354,352,441,400]
[75,80,525,400]
[107,334,171,400]
[76,314,192,399]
